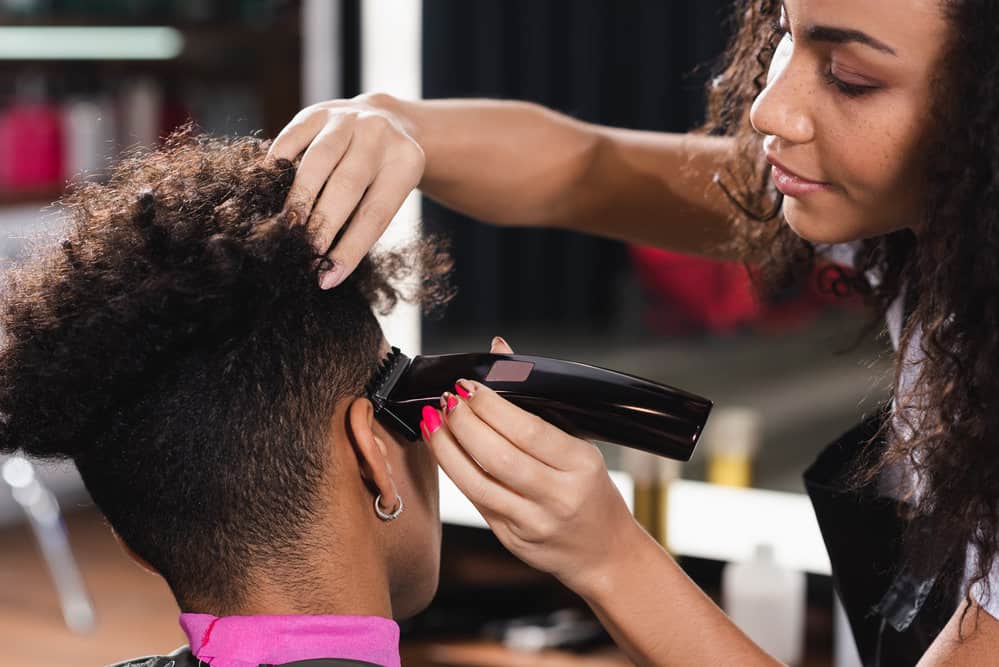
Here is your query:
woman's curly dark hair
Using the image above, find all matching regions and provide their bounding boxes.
[705,0,999,621]
[0,127,453,612]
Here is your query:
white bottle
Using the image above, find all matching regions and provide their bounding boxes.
[121,77,163,148]
[722,543,806,665]
[63,96,116,181]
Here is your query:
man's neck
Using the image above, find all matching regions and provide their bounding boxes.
[219,537,394,618]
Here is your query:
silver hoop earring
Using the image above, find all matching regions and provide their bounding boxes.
[374,493,404,521]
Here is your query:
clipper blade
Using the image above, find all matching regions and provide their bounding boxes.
[365,346,417,439]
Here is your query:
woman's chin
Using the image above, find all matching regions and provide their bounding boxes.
[781,197,911,245]
[782,200,862,245]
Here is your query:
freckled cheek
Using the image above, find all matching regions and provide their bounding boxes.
[827,121,913,203]
[874,149,925,227]
[848,147,897,197]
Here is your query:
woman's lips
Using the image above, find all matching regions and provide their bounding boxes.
[767,157,833,197]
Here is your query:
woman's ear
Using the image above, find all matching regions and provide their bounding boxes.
[112,530,159,576]
[347,397,397,506]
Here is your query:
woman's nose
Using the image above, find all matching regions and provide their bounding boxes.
[749,37,815,146]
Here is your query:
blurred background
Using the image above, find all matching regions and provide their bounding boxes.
[0,1,893,665]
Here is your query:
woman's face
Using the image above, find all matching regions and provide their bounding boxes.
[749,0,951,244]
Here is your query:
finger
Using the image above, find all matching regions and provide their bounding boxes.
[490,336,514,354]
[423,411,534,518]
[442,392,561,500]
[268,108,328,161]
[284,119,356,221]
[319,164,419,288]
[305,137,376,259]
[455,380,577,471]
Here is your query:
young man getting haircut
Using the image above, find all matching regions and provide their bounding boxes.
[0,130,453,667]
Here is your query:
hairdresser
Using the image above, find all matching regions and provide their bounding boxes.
[268,1,999,664]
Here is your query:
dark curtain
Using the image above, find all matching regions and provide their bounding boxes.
[340,0,362,97]
[421,0,732,336]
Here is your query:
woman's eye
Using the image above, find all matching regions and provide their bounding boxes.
[822,69,879,98]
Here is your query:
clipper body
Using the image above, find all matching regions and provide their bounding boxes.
[368,348,712,462]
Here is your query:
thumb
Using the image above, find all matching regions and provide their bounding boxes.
[490,336,514,354]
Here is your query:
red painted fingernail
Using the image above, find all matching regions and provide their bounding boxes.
[420,420,430,440]
[422,405,442,433]
[447,394,458,411]
[455,382,471,399]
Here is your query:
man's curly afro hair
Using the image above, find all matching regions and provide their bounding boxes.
[0,127,453,612]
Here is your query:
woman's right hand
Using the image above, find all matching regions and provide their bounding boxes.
[268,93,426,289]
[425,337,648,598]
[427,338,786,667]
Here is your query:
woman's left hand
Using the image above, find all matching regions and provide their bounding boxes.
[422,337,643,595]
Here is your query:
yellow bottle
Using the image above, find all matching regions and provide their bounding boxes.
[623,449,680,546]
[704,407,761,489]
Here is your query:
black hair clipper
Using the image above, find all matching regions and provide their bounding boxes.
[366,347,712,461]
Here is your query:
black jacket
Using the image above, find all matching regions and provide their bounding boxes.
[108,645,383,667]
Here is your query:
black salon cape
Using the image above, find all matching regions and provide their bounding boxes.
[107,645,382,667]
[805,417,964,667]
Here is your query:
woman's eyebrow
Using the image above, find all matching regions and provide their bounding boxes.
[780,2,897,57]
[804,25,898,57]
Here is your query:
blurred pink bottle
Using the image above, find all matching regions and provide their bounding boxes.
[0,98,65,192]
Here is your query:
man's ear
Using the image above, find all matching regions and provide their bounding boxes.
[112,530,159,576]
[347,397,397,505]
